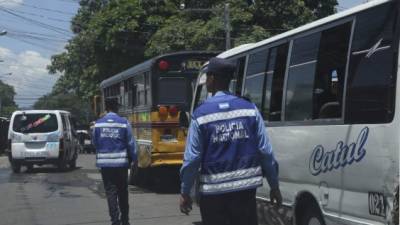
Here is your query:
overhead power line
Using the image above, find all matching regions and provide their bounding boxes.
[56,0,80,4]
[17,2,76,16]
[4,7,71,23]
[6,35,61,52]
[0,6,73,36]
[7,32,69,43]
[1,26,68,39]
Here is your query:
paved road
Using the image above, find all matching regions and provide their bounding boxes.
[0,154,201,225]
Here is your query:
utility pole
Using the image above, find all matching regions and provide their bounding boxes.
[0,30,6,117]
[224,3,231,50]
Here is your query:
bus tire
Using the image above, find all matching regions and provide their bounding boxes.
[299,205,325,225]
[26,164,33,172]
[11,161,21,173]
[69,158,77,169]
[69,151,77,169]
[58,160,67,172]
[128,162,146,186]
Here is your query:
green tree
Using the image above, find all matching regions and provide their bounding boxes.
[33,93,92,126]
[48,0,170,98]
[0,80,17,117]
[48,0,338,99]
[147,0,338,55]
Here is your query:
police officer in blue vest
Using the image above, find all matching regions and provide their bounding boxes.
[93,98,136,225]
[180,57,282,225]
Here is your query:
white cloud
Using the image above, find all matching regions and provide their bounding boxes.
[0,46,60,108]
[0,0,23,8]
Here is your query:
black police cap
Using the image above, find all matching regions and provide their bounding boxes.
[206,57,236,76]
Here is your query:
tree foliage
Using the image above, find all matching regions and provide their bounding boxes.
[45,0,337,117]
[0,80,17,117]
[33,92,92,126]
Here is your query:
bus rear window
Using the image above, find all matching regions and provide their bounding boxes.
[13,113,58,133]
[158,77,187,104]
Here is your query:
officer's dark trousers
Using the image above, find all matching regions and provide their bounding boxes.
[199,189,258,225]
[101,168,130,225]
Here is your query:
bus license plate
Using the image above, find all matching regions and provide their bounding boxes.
[368,192,386,217]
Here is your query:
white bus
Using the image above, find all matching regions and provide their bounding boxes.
[189,1,399,225]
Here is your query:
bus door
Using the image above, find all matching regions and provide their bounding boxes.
[340,2,399,223]
[247,22,353,221]
[283,21,353,220]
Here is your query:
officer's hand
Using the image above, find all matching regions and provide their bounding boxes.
[180,194,193,215]
[270,187,282,207]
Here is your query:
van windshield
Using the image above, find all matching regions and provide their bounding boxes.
[13,113,58,133]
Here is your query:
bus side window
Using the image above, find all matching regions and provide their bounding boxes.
[136,74,145,106]
[131,77,137,107]
[144,72,151,105]
[124,80,130,110]
[243,50,268,111]
[285,33,321,121]
[268,44,289,122]
[127,78,134,109]
[313,22,352,119]
[345,2,397,124]
[230,56,246,95]
[119,82,124,111]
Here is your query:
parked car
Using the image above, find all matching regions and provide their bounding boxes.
[7,110,79,172]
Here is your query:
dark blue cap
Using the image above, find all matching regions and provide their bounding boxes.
[206,57,236,77]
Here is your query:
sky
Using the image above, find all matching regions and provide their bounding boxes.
[0,0,364,109]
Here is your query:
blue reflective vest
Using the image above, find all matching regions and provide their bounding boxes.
[93,112,135,168]
[193,93,263,195]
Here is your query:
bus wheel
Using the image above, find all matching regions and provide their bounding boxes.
[69,158,77,169]
[69,151,77,169]
[11,161,21,173]
[128,162,146,186]
[299,205,325,225]
[26,164,33,172]
[58,160,67,172]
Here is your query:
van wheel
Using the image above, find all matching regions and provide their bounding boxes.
[299,205,325,225]
[11,162,21,173]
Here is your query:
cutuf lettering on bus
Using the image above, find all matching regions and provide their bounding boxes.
[309,127,369,176]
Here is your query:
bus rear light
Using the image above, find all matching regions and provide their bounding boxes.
[158,106,168,118]
[158,60,169,71]
[168,106,178,117]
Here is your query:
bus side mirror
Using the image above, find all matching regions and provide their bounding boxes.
[179,111,189,128]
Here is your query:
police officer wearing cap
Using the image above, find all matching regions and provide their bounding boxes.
[179,57,282,225]
[93,98,136,225]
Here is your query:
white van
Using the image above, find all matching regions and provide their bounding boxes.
[7,110,79,173]
[190,1,399,225]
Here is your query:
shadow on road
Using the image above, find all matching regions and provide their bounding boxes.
[25,166,82,174]
[133,166,182,194]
